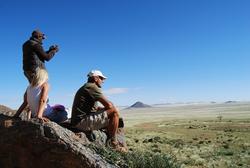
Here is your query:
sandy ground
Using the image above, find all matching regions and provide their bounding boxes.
[120,102,250,127]
[123,102,250,168]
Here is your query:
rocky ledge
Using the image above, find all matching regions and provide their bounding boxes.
[0,107,116,168]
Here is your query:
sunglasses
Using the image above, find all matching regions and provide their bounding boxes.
[98,76,104,80]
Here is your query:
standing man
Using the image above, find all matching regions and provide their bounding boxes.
[23,29,59,83]
[71,70,126,152]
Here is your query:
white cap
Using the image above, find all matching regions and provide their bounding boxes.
[87,70,107,79]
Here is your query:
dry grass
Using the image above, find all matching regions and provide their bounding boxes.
[121,102,250,168]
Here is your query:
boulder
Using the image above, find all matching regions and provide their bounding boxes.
[0,113,116,168]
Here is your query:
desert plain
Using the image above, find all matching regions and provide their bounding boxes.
[120,102,250,168]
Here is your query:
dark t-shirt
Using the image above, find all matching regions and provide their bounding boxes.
[71,82,103,125]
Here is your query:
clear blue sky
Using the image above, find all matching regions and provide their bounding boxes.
[0,0,250,109]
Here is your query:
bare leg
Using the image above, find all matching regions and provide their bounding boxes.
[106,109,127,152]
[106,109,119,141]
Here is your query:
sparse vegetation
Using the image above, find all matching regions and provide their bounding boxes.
[123,119,250,168]
[217,115,223,121]
[88,144,180,168]
[120,102,250,168]
[88,103,250,167]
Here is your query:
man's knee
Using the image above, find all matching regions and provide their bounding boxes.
[107,108,119,118]
[113,111,119,119]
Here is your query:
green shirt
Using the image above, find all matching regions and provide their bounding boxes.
[71,82,103,125]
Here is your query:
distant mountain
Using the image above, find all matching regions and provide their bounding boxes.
[152,103,172,106]
[129,101,151,108]
[224,101,237,104]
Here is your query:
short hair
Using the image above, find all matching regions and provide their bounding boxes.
[31,68,48,87]
[87,76,95,83]
[31,29,45,39]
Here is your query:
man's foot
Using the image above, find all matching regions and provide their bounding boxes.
[107,139,128,153]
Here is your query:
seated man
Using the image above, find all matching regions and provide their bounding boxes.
[71,70,126,152]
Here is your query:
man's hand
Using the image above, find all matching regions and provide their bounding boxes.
[49,45,59,52]
[96,106,105,111]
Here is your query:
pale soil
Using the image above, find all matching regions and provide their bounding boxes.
[121,102,250,168]
[120,102,250,127]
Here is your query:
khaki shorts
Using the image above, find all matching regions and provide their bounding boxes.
[75,110,109,131]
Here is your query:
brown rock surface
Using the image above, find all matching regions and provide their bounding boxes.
[0,107,116,168]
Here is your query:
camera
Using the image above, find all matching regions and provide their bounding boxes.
[50,45,58,50]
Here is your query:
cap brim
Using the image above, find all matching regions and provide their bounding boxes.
[100,75,107,79]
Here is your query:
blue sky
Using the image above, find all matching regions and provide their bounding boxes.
[0,0,250,109]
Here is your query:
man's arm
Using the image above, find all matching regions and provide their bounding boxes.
[97,96,116,112]
[34,44,58,61]
[13,92,28,118]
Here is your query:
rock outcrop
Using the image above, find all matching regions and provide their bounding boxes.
[0,108,116,168]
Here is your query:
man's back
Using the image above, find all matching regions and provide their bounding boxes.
[23,38,45,72]
[71,82,103,125]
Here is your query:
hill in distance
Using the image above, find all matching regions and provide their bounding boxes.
[0,105,14,113]
[129,101,151,108]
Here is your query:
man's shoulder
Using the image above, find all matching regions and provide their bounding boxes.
[83,83,102,95]
[23,39,40,47]
[75,83,95,94]
[23,39,31,46]
[84,83,99,89]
